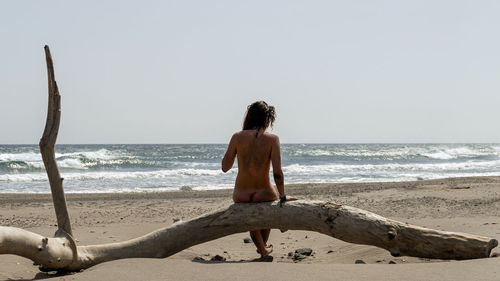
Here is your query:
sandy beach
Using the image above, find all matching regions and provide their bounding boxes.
[1,176,499,280]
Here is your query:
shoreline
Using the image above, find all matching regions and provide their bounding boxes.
[1,175,499,197]
[1,176,499,280]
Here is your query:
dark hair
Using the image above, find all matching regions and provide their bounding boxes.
[242,101,276,133]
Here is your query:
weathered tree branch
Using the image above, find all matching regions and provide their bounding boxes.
[0,227,74,270]
[1,201,498,271]
[71,200,497,268]
[39,45,73,237]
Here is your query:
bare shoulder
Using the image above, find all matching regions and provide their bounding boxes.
[263,132,280,142]
[229,131,243,143]
[233,130,250,140]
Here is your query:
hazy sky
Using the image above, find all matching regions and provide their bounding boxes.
[1,1,499,144]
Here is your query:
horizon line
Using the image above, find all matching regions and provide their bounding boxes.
[1,142,500,145]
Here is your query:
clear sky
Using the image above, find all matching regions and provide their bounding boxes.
[1,0,499,144]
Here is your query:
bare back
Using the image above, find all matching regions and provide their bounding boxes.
[222,129,282,203]
[235,130,273,189]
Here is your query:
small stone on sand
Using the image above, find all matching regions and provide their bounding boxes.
[295,248,313,256]
[293,254,306,261]
[210,255,226,262]
[192,256,205,262]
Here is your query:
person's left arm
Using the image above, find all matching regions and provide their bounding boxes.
[221,133,237,172]
[270,134,297,204]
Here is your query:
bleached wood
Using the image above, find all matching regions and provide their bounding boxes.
[1,201,497,271]
[39,45,73,237]
[0,227,74,270]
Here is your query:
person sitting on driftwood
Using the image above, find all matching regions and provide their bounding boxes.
[222,101,298,258]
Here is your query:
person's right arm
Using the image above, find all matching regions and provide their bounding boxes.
[221,133,237,173]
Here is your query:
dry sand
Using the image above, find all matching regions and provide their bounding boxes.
[1,176,499,280]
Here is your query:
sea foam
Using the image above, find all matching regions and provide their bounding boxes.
[1,144,499,193]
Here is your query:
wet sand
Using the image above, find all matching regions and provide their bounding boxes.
[1,176,499,280]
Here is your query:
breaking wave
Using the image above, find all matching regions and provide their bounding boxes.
[1,143,499,193]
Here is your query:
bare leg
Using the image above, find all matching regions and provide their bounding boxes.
[247,190,277,257]
[250,230,271,246]
[250,231,257,245]
[261,229,271,245]
[250,230,273,257]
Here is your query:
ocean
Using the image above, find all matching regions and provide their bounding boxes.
[1,144,499,193]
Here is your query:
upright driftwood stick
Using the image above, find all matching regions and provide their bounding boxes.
[39,45,72,237]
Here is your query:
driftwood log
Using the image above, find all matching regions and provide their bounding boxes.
[0,46,497,272]
[1,201,498,271]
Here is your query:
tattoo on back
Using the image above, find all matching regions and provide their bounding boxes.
[273,172,284,185]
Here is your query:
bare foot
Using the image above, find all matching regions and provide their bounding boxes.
[257,244,274,256]
[261,244,273,257]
